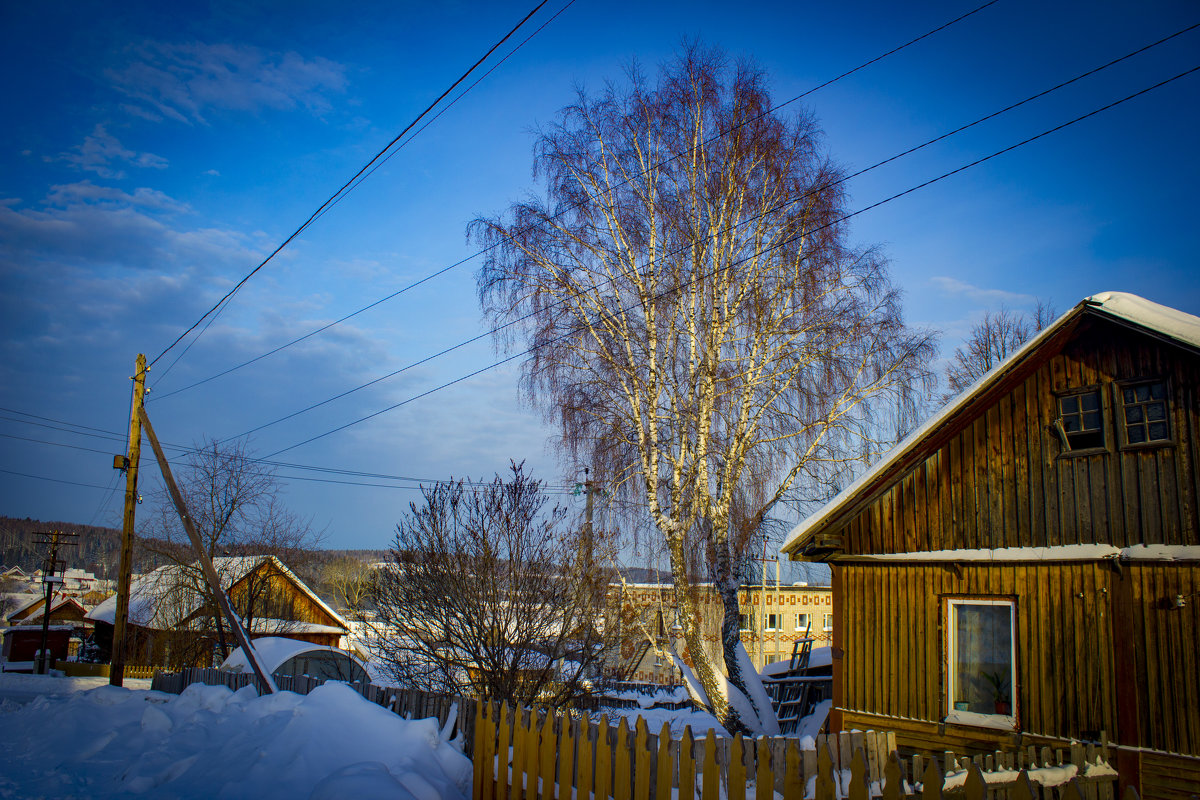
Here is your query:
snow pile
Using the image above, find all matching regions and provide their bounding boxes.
[0,680,471,799]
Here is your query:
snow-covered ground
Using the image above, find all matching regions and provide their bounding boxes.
[0,672,471,799]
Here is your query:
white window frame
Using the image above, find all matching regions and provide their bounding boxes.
[945,597,1016,730]
[823,613,833,631]
[765,613,782,632]
[794,613,810,632]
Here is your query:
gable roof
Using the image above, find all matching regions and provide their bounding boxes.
[86,555,348,632]
[781,291,1200,559]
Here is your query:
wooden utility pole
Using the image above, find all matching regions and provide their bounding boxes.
[110,353,147,686]
[138,406,278,693]
[33,530,77,674]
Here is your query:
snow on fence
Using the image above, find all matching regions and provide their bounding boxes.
[151,667,475,744]
[471,700,1122,800]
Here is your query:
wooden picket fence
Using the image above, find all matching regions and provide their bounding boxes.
[471,701,1123,800]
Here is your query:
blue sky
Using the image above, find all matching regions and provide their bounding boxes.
[2,0,1197,554]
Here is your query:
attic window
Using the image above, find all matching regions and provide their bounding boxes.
[1120,381,1170,445]
[1058,390,1104,451]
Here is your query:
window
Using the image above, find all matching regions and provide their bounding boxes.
[946,598,1016,727]
[738,614,751,632]
[823,613,833,631]
[766,613,781,631]
[1057,390,1104,451]
[794,613,810,633]
[1119,380,1170,445]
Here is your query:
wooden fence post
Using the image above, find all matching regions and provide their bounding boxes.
[755,737,773,800]
[539,712,556,799]
[615,717,632,800]
[848,746,870,800]
[702,729,719,800]
[559,713,576,800]
[727,734,745,800]
[920,757,943,800]
[678,727,695,800]
[634,717,650,800]
[815,743,836,800]
[656,723,673,800]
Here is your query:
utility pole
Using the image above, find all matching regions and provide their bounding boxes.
[138,406,278,693]
[110,353,147,686]
[33,530,78,674]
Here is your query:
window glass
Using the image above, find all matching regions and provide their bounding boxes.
[795,613,809,632]
[766,613,781,631]
[1059,390,1104,450]
[1121,381,1169,444]
[823,613,833,631]
[738,614,751,632]
[949,600,1014,718]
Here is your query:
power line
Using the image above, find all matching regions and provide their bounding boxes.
[223,24,1198,446]
[150,0,1002,403]
[147,0,556,378]
[0,467,115,491]
[259,62,1200,459]
[0,408,572,493]
[150,1,582,404]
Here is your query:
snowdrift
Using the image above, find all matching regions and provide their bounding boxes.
[0,680,471,799]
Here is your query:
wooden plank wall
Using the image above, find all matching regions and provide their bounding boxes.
[842,317,1200,555]
[837,562,1200,760]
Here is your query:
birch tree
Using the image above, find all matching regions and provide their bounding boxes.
[471,45,935,732]
[943,301,1055,400]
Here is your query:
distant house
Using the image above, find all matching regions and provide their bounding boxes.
[6,594,91,631]
[86,556,350,668]
[781,293,1200,800]
[612,582,835,685]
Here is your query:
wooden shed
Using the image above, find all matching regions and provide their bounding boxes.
[781,292,1200,800]
[86,555,350,669]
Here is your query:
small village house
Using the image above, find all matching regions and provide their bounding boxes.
[86,555,350,668]
[782,292,1200,799]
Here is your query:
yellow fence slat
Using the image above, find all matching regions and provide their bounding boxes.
[497,703,510,800]
[783,740,803,800]
[577,721,594,800]
[472,699,487,800]
[526,708,542,800]
[755,738,772,800]
[595,715,612,800]
[921,757,944,800]
[559,714,575,800]
[634,717,650,800]
[701,729,719,800]
[848,746,869,800]
[482,702,497,800]
[678,727,695,800]
[815,742,836,800]
[728,734,745,800]
[539,712,556,799]
[656,723,673,800]
[614,717,631,800]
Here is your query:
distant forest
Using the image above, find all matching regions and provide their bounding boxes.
[0,516,387,578]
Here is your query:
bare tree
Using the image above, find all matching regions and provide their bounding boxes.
[943,301,1056,400]
[141,438,321,664]
[322,556,377,619]
[370,463,613,707]
[471,45,936,731]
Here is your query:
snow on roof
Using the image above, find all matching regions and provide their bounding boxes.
[5,594,47,621]
[782,292,1200,557]
[219,636,351,674]
[85,556,347,632]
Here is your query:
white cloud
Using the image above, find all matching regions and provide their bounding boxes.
[56,124,168,178]
[106,41,348,125]
[929,276,1035,306]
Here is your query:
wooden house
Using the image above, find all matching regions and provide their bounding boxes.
[86,555,350,668]
[781,292,1200,800]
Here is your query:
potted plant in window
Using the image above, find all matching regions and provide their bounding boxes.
[982,670,1011,715]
